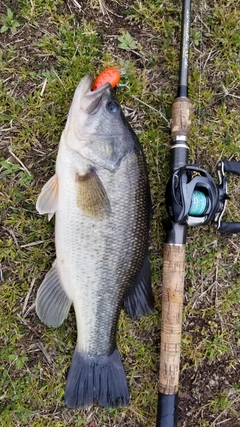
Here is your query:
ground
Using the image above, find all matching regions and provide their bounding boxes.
[0,0,240,426]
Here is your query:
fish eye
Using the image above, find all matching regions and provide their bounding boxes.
[106,101,119,113]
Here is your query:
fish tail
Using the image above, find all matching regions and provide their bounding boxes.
[64,348,129,409]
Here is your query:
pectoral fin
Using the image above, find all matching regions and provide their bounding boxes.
[36,174,58,220]
[76,169,111,218]
[36,261,72,327]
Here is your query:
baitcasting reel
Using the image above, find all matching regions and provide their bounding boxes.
[165,160,240,233]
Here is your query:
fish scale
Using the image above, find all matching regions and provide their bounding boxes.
[56,152,148,355]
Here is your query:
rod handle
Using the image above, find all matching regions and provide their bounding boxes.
[159,243,186,395]
[171,97,193,138]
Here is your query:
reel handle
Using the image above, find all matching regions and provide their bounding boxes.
[217,222,240,233]
[216,160,240,232]
[222,160,240,176]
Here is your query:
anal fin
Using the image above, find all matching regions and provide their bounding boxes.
[124,254,154,320]
[36,261,71,327]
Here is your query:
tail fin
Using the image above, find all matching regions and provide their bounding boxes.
[64,348,129,409]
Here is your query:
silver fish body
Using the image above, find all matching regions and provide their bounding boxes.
[36,75,153,409]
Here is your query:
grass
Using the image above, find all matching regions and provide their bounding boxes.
[0,0,240,426]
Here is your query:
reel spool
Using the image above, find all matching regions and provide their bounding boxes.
[165,165,219,226]
[188,190,208,216]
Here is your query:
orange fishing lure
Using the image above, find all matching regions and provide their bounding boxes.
[92,67,121,91]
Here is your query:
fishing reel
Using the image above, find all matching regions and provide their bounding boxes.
[165,160,240,232]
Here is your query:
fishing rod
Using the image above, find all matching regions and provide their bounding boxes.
[156,0,240,426]
[156,1,192,425]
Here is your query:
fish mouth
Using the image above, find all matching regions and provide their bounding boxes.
[81,75,112,114]
[82,75,111,97]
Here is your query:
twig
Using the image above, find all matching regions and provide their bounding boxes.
[212,394,239,425]
[0,263,3,282]
[229,239,240,263]
[68,0,81,11]
[20,240,44,248]
[98,0,106,15]
[131,94,170,126]
[0,126,16,132]
[2,226,20,250]
[8,148,31,175]
[52,69,65,89]
[22,278,36,315]
[38,341,52,365]
[40,78,47,97]
[103,3,123,18]
[22,301,36,318]
[220,84,240,99]
[203,48,216,70]
[214,419,231,426]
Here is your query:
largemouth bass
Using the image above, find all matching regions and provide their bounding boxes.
[36,75,153,409]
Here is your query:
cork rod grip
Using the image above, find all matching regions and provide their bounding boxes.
[159,244,186,395]
[171,97,193,138]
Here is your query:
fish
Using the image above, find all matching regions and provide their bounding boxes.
[35,74,153,409]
